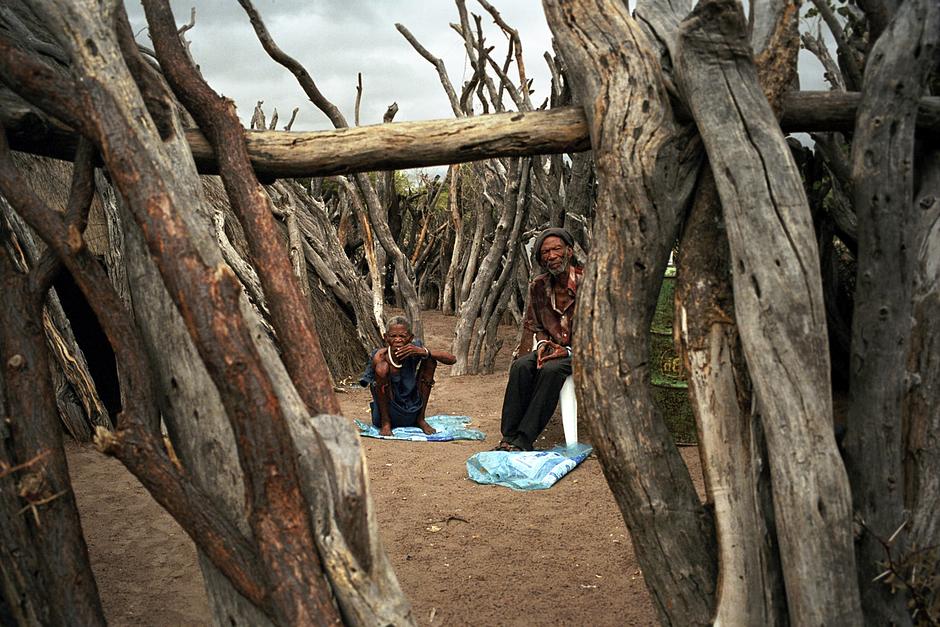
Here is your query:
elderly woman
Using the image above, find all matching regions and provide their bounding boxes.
[360,316,456,436]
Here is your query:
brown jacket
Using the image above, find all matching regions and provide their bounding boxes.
[516,265,583,356]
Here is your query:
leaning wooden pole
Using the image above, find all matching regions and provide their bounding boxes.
[673,0,862,623]
[844,0,939,622]
[675,0,797,622]
[543,0,717,624]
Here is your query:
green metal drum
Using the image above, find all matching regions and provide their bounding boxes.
[649,272,697,444]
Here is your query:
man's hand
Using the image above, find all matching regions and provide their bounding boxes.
[393,343,431,361]
[537,341,569,369]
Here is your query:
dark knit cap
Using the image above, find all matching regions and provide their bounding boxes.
[532,227,575,268]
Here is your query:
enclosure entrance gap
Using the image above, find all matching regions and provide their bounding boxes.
[53,268,121,420]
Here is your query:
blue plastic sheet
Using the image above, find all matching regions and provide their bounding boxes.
[466,443,593,490]
[355,415,486,442]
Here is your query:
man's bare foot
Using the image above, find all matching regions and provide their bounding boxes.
[416,419,436,435]
[379,423,393,437]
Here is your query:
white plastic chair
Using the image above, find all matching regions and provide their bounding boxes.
[559,375,578,446]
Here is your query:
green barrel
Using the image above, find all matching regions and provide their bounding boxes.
[649,271,697,444]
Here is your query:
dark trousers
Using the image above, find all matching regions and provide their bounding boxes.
[500,351,572,450]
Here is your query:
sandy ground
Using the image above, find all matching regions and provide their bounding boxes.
[67,310,704,626]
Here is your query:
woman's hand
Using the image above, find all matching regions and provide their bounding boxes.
[394,343,430,361]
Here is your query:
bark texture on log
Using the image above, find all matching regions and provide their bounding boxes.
[675,1,797,622]
[0,435,44,625]
[544,1,716,624]
[906,147,940,572]
[674,0,861,623]
[844,0,939,622]
[0,256,55,626]
[676,177,788,626]
[292,413,414,625]
[0,247,105,627]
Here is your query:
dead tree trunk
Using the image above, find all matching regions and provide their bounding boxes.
[844,1,939,622]
[674,0,861,622]
[674,0,796,622]
[544,1,716,623]
[563,152,594,251]
[906,147,940,606]
[452,159,524,375]
[459,191,488,306]
[676,176,788,625]
[470,161,531,373]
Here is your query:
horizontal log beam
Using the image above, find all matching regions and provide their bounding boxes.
[203,106,592,179]
[2,89,938,179]
[780,90,940,133]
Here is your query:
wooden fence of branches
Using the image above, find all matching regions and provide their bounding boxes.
[0,0,938,624]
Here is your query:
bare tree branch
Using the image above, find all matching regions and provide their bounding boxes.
[283,106,298,130]
[809,0,864,90]
[477,0,532,109]
[396,22,464,117]
[354,72,362,126]
[238,0,424,335]
[801,26,846,91]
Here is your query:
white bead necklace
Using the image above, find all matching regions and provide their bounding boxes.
[386,348,403,369]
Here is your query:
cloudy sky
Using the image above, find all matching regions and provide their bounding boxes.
[126,1,556,131]
[126,1,833,134]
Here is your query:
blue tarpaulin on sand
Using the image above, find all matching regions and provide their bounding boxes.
[466,443,593,491]
[355,415,486,442]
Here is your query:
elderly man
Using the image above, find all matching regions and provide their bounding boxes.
[496,227,582,451]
